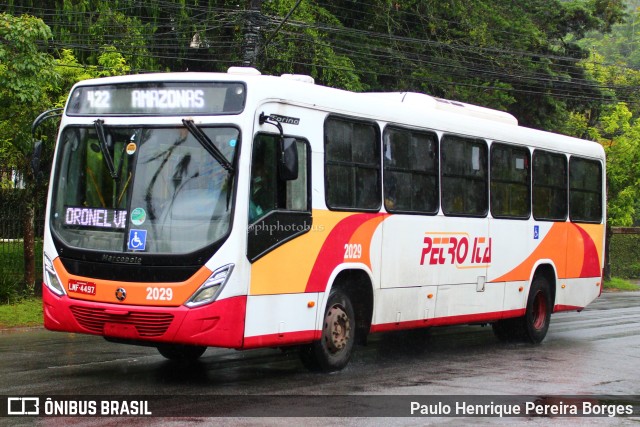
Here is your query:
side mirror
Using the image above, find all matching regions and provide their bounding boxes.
[31,140,43,180]
[279,137,298,181]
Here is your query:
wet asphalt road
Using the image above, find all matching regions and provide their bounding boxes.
[1,291,639,425]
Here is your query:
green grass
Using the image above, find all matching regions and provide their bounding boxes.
[603,277,640,291]
[0,239,43,302]
[0,297,43,328]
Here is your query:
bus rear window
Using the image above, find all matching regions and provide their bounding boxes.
[569,157,602,223]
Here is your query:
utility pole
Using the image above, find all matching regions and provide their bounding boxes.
[242,0,263,67]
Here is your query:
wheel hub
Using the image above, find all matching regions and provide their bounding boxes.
[532,291,547,330]
[324,304,351,353]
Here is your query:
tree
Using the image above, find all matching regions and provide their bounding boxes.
[314,0,626,129]
[563,52,640,278]
[0,12,132,295]
[0,13,59,295]
[259,0,364,90]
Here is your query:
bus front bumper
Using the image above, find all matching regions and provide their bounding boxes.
[42,284,246,349]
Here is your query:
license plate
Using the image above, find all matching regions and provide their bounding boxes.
[68,279,96,296]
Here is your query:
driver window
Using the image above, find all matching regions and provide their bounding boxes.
[249,134,308,223]
[249,135,278,223]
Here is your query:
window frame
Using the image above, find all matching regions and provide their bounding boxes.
[440,134,489,218]
[489,142,531,220]
[569,156,603,224]
[532,149,568,222]
[382,125,439,215]
[323,114,382,212]
[247,132,312,262]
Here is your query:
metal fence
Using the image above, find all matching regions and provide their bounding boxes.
[0,184,46,293]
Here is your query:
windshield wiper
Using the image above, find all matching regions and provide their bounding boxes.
[182,119,234,174]
[93,119,118,179]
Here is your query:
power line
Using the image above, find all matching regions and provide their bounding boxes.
[7,1,639,107]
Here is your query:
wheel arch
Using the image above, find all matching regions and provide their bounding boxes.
[323,267,374,344]
[531,262,557,308]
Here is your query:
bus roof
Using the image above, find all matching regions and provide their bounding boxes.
[69,68,605,160]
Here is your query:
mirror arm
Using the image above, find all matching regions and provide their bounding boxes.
[32,108,63,139]
[30,108,63,181]
[258,112,284,138]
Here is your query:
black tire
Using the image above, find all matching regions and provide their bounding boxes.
[491,317,520,342]
[492,276,552,344]
[157,344,207,361]
[300,288,355,372]
[521,275,552,343]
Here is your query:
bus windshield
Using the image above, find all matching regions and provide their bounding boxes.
[51,125,239,255]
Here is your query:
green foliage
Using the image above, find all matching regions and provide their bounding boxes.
[569,53,640,227]
[0,13,57,104]
[610,234,640,278]
[0,12,131,295]
[0,13,58,165]
[261,0,364,91]
[3,0,629,131]
[314,0,626,130]
[578,1,640,70]
[0,238,43,302]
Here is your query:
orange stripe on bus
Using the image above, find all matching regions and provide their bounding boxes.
[53,257,212,306]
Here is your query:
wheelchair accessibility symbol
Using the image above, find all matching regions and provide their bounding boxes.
[128,229,147,251]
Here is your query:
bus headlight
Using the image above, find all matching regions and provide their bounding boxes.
[44,255,66,296]
[185,264,234,308]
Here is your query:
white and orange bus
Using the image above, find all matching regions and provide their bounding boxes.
[41,67,605,371]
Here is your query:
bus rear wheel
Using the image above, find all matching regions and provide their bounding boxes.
[492,275,552,343]
[300,288,355,372]
[522,276,552,343]
[157,344,207,361]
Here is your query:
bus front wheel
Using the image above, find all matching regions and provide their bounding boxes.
[157,344,207,361]
[300,288,355,372]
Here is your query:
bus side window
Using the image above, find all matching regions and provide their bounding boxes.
[441,135,488,217]
[533,150,568,221]
[383,126,438,214]
[324,116,381,211]
[490,143,530,219]
[569,157,602,223]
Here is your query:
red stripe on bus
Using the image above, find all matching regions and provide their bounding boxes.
[553,304,584,313]
[305,213,385,293]
[370,309,527,333]
[573,224,602,278]
[242,330,317,349]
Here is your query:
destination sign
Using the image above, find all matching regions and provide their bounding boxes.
[67,82,246,116]
[63,206,127,230]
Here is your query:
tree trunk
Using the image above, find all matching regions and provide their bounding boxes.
[22,194,36,296]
